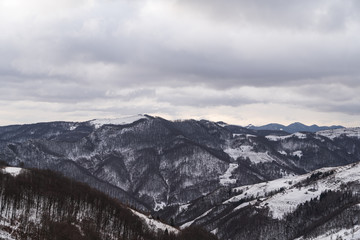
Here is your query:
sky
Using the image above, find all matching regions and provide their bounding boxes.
[0,0,359,127]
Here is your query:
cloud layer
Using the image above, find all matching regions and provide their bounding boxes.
[0,0,359,126]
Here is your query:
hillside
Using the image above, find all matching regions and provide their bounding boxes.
[166,162,360,239]
[0,166,217,240]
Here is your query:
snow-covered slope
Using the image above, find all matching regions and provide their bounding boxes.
[219,163,238,186]
[224,162,360,219]
[317,127,360,140]
[224,145,276,164]
[130,209,179,234]
[296,225,360,240]
[90,114,148,129]
[266,132,307,141]
[0,229,15,240]
[169,161,360,239]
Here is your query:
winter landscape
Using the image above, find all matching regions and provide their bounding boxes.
[0,115,360,239]
[1,0,360,239]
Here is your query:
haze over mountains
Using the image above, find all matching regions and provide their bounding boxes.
[0,115,360,239]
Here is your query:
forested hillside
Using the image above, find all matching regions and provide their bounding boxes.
[0,165,217,240]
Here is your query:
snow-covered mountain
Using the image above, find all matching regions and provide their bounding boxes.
[0,115,232,210]
[0,115,360,239]
[89,114,149,129]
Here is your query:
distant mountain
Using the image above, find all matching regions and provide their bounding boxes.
[247,122,344,133]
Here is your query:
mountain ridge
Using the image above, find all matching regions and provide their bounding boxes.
[246,121,344,133]
[167,161,360,239]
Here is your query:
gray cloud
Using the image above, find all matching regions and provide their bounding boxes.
[179,0,359,31]
[155,87,257,107]
[0,0,359,125]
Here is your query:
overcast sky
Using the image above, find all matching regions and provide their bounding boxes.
[0,0,359,127]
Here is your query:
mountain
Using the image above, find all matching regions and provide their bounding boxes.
[0,165,216,240]
[247,122,344,133]
[0,115,233,211]
[162,161,360,240]
[0,115,360,239]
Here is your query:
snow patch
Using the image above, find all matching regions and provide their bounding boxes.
[291,150,303,158]
[154,201,166,211]
[224,165,350,219]
[0,229,16,240]
[296,225,360,240]
[180,208,214,229]
[180,220,195,229]
[266,132,307,141]
[317,127,360,140]
[246,134,257,138]
[226,163,360,220]
[293,132,307,139]
[130,209,179,234]
[226,175,303,205]
[224,145,275,164]
[90,114,147,129]
[246,124,254,129]
[69,124,77,131]
[178,203,191,212]
[233,200,257,211]
[1,167,23,177]
[266,187,318,219]
[217,123,228,127]
[219,163,239,186]
[278,150,287,155]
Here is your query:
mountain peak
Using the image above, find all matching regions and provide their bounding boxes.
[89,114,149,129]
[288,122,306,127]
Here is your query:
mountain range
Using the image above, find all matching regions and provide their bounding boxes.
[246,122,344,133]
[0,115,360,239]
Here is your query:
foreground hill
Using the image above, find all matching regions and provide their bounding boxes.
[2,163,360,239]
[165,161,360,239]
[0,166,216,240]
